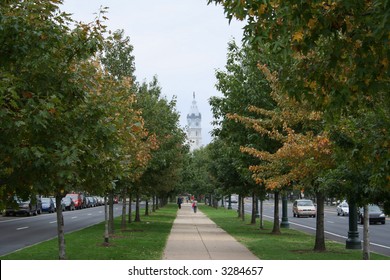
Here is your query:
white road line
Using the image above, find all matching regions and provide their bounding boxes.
[87,213,92,216]
[71,216,77,219]
[49,221,56,224]
[327,221,335,224]
[16,226,29,230]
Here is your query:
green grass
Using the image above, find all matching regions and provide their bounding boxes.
[1,204,177,260]
[200,205,390,260]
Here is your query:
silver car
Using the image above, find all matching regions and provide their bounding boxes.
[336,202,349,216]
[292,199,316,218]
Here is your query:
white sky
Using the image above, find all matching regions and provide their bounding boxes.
[60,0,244,145]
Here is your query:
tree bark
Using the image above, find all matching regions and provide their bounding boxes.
[241,195,245,221]
[363,205,370,260]
[135,193,141,222]
[259,199,264,230]
[121,188,127,230]
[104,195,109,243]
[55,193,66,260]
[251,193,256,224]
[144,200,149,216]
[108,191,114,234]
[238,194,241,218]
[314,191,326,251]
[128,192,132,224]
[272,191,281,234]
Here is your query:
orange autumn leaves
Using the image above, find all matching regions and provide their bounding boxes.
[228,65,333,191]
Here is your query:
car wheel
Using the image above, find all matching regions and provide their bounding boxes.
[293,212,296,217]
[337,212,340,216]
[381,221,385,225]
[360,217,364,225]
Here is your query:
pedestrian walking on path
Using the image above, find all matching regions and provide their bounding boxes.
[163,202,259,260]
[177,196,183,209]
[191,199,198,213]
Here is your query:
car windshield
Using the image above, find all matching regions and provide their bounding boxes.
[298,201,313,206]
[42,198,51,203]
[340,203,348,207]
[368,205,381,212]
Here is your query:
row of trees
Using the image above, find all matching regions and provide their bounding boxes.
[181,0,389,259]
[0,0,187,259]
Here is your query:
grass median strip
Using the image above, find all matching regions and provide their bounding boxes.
[200,205,390,260]
[1,204,177,260]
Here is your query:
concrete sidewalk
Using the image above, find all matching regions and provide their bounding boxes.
[163,203,259,260]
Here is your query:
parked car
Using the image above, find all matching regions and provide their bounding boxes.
[225,195,238,203]
[65,193,82,209]
[292,199,316,218]
[5,196,42,216]
[61,196,76,211]
[358,204,386,225]
[336,201,349,216]
[113,196,119,204]
[85,196,96,208]
[41,197,55,213]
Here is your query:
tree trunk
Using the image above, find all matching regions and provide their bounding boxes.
[363,205,370,260]
[108,191,114,234]
[135,193,141,222]
[128,192,132,224]
[259,199,264,230]
[121,188,127,230]
[55,193,66,260]
[272,191,281,234]
[251,193,256,224]
[237,194,241,218]
[104,195,109,243]
[314,191,326,251]
[144,200,149,216]
[241,195,245,221]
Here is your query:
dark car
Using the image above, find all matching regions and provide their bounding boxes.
[61,196,76,211]
[5,196,42,216]
[358,204,386,225]
[41,197,55,213]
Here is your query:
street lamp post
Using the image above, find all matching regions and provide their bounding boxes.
[346,199,362,249]
[228,195,232,210]
[280,194,290,228]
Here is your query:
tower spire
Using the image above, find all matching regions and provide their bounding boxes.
[193,91,195,99]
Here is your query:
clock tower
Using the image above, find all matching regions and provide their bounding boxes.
[186,92,202,151]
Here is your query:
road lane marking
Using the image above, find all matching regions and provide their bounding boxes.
[87,213,92,216]
[16,226,29,230]
[327,221,335,224]
[71,216,77,219]
[49,221,56,224]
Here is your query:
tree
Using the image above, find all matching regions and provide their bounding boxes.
[209,0,389,257]
[209,41,277,222]
[0,0,110,259]
[230,65,333,249]
[133,77,186,221]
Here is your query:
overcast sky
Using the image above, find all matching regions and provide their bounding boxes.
[61,0,244,145]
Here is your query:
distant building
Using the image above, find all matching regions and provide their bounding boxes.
[186,92,202,152]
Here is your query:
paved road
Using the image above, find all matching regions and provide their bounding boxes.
[226,200,390,257]
[0,203,137,257]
